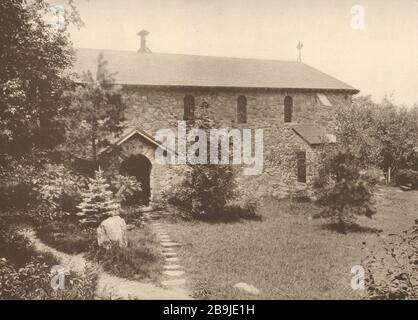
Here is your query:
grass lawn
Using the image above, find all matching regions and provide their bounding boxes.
[36,221,96,254]
[166,186,418,299]
[88,226,164,281]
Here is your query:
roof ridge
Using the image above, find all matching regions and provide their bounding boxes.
[75,47,301,64]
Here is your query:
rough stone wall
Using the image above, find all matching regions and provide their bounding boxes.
[122,87,349,135]
[117,86,351,199]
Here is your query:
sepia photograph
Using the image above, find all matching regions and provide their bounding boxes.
[0,0,417,307]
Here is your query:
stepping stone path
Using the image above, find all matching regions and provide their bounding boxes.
[166,257,179,263]
[144,211,192,298]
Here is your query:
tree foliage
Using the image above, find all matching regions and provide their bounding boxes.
[77,168,120,226]
[60,53,126,164]
[336,95,418,175]
[163,102,237,219]
[317,150,376,231]
[0,0,82,156]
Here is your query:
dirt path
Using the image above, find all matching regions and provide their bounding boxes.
[20,228,192,300]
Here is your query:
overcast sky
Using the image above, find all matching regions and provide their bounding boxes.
[61,0,418,106]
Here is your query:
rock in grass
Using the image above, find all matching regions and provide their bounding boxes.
[97,216,128,249]
[233,282,261,295]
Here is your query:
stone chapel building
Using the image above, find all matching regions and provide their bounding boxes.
[72,31,359,203]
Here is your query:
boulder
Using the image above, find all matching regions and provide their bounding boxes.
[97,216,128,249]
[233,282,261,295]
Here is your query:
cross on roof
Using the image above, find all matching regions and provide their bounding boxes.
[297,41,304,62]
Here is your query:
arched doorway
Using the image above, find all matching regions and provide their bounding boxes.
[119,154,152,205]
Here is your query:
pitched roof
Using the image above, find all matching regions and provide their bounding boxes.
[292,124,334,145]
[99,127,175,156]
[73,48,359,92]
[99,127,161,155]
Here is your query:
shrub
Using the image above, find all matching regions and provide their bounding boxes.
[164,164,236,219]
[360,167,385,186]
[364,219,418,299]
[0,162,85,224]
[50,266,98,300]
[225,190,262,221]
[394,169,418,190]
[316,150,376,231]
[0,256,55,299]
[0,224,40,267]
[0,224,97,299]
[33,164,85,219]
[120,206,146,226]
[0,183,37,211]
[0,257,97,300]
[163,103,237,220]
[111,173,142,204]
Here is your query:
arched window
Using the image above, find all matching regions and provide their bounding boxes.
[183,95,195,120]
[284,96,293,123]
[237,95,247,124]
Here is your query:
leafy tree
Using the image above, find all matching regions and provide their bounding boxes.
[61,53,126,165]
[163,102,236,219]
[0,0,82,157]
[33,163,84,218]
[317,150,376,232]
[335,96,382,168]
[336,95,418,181]
[374,97,418,179]
[77,168,120,226]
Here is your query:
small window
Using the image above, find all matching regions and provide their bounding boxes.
[316,93,332,107]
[237,95,247,124]
[284,96,293,123]
[183,95,195,120]
[296,151,306,183]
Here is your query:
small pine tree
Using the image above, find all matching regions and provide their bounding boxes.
[77,168,120,226]
[317,150,376,232]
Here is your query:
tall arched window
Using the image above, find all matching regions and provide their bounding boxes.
[284,96,293,123]
[183,95,195,120]
[237,95,247,124]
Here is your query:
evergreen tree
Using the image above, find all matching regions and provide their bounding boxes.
[317,150,376,232]
[77,168,120,226]
[61,53,126,166]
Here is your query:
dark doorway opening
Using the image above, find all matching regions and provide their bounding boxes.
[119,154,152,205]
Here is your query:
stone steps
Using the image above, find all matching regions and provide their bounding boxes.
[145,212,190,294]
